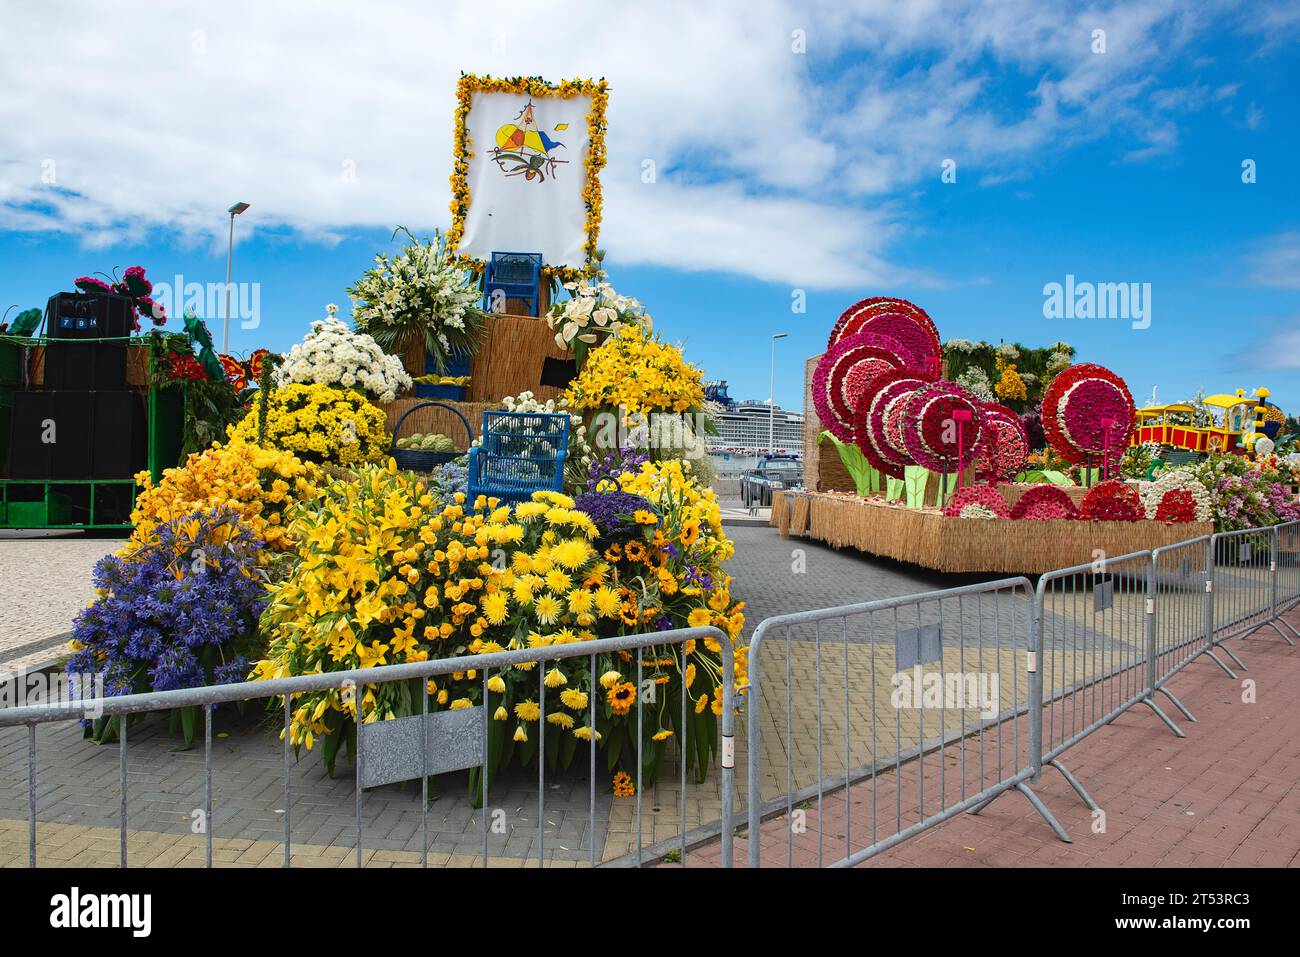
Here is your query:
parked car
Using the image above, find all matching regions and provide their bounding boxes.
[739,455,803,508]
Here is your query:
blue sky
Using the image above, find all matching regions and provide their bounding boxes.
[1,0,1297,412]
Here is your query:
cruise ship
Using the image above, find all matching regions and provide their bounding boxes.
[705,381,804,475]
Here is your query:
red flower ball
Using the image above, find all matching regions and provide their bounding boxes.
[1009,484,1079,521]
[1154,488,1198,523]
[1079,479,1143,522]
[942,484,1010,518]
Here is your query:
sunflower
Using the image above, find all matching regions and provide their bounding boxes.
[612,771,635,797]
[679,520,701,546]
[608,681,637,716]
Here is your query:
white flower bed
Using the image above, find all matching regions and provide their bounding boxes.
[275,305,412,402]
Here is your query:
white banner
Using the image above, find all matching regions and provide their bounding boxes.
[458,91,592,270]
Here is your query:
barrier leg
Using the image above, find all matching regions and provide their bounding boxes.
[1141,697,1185,738]
[1048,759,1099,812]
[1219,644,1248,671]
[1199,649,1237,679]
[1155,687,1196,722]
[966,794,997,816]
[1015,782,1072,844]
[967,782,1073,844]
[1263,621,1297,646]
[1276,617,1300,642]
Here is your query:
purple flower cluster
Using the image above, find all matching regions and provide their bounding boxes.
[1266,482,1300,522]
[587,447,648,491]
[574,489,653,542]
[67,508,266,700]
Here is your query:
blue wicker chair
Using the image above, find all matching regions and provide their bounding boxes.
[467,410,568,504]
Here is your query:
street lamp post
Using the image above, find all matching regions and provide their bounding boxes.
[769,333,788,454]
[223,202,250,353]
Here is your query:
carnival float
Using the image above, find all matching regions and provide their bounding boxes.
[781,296,1300,573]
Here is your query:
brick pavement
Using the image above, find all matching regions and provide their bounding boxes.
[685,609,1300,868]
[0,531,122,672]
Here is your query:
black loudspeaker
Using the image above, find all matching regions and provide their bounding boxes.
[5,391,146,480]
[91,391,147,478]
[43,342,127,390]
[540,356,578,389]
[8,392,53,479]
[45,292,134,340]
[50,392,94,478]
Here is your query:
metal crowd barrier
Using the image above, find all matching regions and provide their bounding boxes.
[0,627,735,869]
[742,578,1069,868]
[741,520,1300,866]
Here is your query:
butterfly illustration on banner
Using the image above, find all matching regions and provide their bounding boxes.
[491,99,570,183]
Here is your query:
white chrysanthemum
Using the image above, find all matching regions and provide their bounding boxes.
[274,310,412,400]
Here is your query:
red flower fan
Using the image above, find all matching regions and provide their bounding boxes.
[853,370,927,478]
[828,297,942,370]
[975,401,1029,482]
[812,332,913,442]
[900,381,985,472]
[1041,363,1135,470]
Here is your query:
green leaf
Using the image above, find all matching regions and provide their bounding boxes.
[819,431,881,495]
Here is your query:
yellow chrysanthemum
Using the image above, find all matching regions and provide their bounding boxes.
[560,688,589,710]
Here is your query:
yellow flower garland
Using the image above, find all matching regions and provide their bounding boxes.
[447,73,608,283]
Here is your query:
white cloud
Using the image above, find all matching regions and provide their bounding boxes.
[1248,233,1300,289]
[0,0,1292,287]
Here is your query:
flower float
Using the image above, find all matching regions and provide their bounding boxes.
[1041,363,1135,473]
[813,331,918,442]
[942,484,1010,519]
[1008,484,1078,520]
[900,381,986,473]
[975,402,1029,482]
[1079,479,1144,521]
[853,370,927,478]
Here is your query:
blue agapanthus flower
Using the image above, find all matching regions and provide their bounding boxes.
[67,507,267,704]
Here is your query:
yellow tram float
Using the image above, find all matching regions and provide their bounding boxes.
[1130,387,1287,457]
